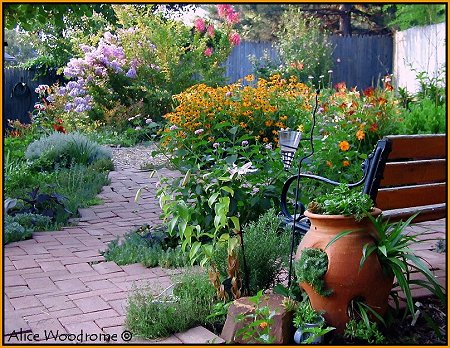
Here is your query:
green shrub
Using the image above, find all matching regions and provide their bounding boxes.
[4,221,32,244]
[88,157,115,172]
[5,213,52,232]
[25,132,112,170]
[400,99,446,134]
[50,165,110,214]
[103,229,191,268]
[126,270,217,339]
[211,208,290,295]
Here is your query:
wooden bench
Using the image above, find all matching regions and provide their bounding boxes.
[280,134,446,233]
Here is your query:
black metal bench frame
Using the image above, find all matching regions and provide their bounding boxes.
[280,138,393,235]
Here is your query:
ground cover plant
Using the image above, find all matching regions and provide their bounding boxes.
[4,123,112,242]
[125,270,218,339]
[103,225,192,268]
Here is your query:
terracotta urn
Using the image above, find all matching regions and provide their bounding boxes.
[295,208,393,334]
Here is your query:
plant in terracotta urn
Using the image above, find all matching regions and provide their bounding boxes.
[294,184,392,334]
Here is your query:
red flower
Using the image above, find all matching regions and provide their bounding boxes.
[363,86,375,97]
[53,124,66,133]
[369,123,379,132]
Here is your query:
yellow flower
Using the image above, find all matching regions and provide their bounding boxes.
[339,141,350,151]
[297,124,305,132]
[356,129,365,141]
[244,74,255,82]
[259,321,268,329]
[343,160,350,167]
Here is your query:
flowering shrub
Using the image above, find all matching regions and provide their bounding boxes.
[161,74,313,163]
[309,76,403,181]
[56,5,241,128]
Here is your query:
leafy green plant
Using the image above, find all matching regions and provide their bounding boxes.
[293,300,323,327]
[294,248,332,296]
[5,213,52,231]
[125,270,217,339]
[9,187,71,221]
[276,8,333,84]
[103,227,191,268]
[4,213,52,244]
[210,208,290,295]
[51,165,110,213]
[25,132,112,170]
[344,319,385,344]
[307,184,374,221]
[235,290,276,344]
[293,299,335,344]
[327,213,446,318]
[363,214,446,316]
[4,221,32,244]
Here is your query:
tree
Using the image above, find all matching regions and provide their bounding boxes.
[383,4,446,31]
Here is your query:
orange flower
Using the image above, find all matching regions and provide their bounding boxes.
[326,161,333,168]
[339,141,350,151]
[343,160,350,167]
[259,321,268,329]
[356,130,365,141]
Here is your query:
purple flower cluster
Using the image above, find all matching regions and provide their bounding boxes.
[62,32,159,113]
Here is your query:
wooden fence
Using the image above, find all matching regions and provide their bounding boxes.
[223,34,393,89]
[3,68,63,125]
[3,34,393,124]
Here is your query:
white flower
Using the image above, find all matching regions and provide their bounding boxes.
[145,118,153,124]
[135,126,142,131]
[194,128,204,135]
[169,125,178,131]
[213,142,219,149]
[265,143,273,150]
[308,76,314,79]
[241,140,249,147]
[228,162,258,177]
[328,70,333,73]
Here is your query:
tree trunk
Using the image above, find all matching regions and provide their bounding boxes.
[339,4,353,36]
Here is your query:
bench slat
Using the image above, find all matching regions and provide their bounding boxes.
[386,134,446,160]
[381,159,446,186]
[381,203,446,223]
[376,183,446,210]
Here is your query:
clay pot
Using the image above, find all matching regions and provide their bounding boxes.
[295,208,393,334]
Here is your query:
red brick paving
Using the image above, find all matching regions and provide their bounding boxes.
[3,167,225,343]
[3,166,445,343]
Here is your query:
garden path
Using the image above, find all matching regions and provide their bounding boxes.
[3,146,446,344]
[4,152,224,344]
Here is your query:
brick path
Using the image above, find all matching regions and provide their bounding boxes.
[3,167,224,344]
[3,165,446,344]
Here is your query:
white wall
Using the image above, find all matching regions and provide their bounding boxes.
[393,22,446,93]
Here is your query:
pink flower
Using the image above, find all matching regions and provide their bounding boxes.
[194,18,206,33]
[207,25,215,38]
[217,4,233,18]
[229,32,241,46]
[226,11,240,24]
[204,47,213,57]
